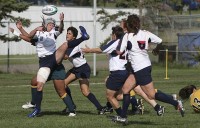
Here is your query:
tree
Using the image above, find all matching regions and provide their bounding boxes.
[97,0,174,31]
[0,0,31,43]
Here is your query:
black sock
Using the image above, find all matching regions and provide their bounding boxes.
[130,96,137,110]
[154,104,161,111]
[157,89,174,100]
[65,87,75,106]
[87,93,102,110]
[63,95,75,112]
[68,38,84,48]
[121,94,130,118]
[106,101,112,108]
[155,92,178,107]
[115,107,122,116]
[31,87,37,105]
[35,91,43,110]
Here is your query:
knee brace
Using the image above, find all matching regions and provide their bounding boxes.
[37,67,50,83]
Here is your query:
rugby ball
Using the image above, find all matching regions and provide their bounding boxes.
[42,5,58,16]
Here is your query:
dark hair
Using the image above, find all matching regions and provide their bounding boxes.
[112,25,124,39]
[121,19,127,30]
[67,26,78,38]
[126,14,140,35]
[179,85,197,100]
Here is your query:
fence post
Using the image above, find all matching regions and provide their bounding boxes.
[164,49,169,79]
[7,22,10,73]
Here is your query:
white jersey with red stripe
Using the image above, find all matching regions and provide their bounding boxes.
[118,30,162,72]
[100,39,128,71]
[66,45,86,67]
[34,29,60,57]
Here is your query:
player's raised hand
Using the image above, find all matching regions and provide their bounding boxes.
[60,12,64,21]
[9,27,14,33]
[16,20,22,29]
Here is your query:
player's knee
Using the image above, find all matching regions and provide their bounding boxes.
[60,93,67,99]
[147,94,155,100]
[81,90,90,96]
[37,82,44,91]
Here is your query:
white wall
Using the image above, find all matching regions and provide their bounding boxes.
[0,6,139,55]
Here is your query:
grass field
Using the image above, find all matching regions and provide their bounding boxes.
[0,64,200,128]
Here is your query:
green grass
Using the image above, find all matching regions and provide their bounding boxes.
[1,64,200,128]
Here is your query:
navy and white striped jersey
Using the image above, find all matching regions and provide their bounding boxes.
[34,29,60,57]
[65,45,86,67]
[117,30,162,72]
[100,39,128,71]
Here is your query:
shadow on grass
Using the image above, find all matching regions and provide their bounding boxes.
[37,110,97,116]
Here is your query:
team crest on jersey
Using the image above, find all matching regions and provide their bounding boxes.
[137,41,145,49]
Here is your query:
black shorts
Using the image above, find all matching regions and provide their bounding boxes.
[39,52,57,69]
[134,66,152,86]
[68,63,91,79]
[47,64,66,81]
[106,70,128,91]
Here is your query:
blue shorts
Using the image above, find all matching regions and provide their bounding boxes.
[106,70,129,91]
[68,63,91,79]
[39,52,57,69]
[47,64,66,81]
[134,66,152,86]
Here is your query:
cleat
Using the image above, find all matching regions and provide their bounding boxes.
[157,106,165,116]
[104,106,113,114]
[68,112,76,117]
[111,115,128,125]
[172,94,177,101]
[177,100,184,117]
[132,108,140,115]
[22,102,36,109]
[79,26,89,40]
[137,99,144,115]
[98,107,107,115]
[28,108,41,118]
[61,108,69,114]
[61,105,76,114]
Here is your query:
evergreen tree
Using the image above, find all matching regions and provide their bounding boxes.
[97,0,175,31]
[0,0,31,43]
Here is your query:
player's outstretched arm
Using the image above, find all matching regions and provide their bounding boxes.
[29,26,43,38]
[81,45,102,54]
[9,27,32,43]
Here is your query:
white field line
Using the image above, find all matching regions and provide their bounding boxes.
[1,79,197,88]
[1,82,105,88]
[0,54,107,61]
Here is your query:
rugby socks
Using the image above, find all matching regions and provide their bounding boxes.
[130,96,138,110]
[62,93,75,113]
[65,87,75,106]
[157,89,174,100]
[115,107,122,116]
[155,91,178,107]
[154,104,161,111]
[31,86,37,105]
[35,91,43,110]
[87,93,103,110]
[121,94,130,118]
[67,38,84,48]
[106,101,112,109]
